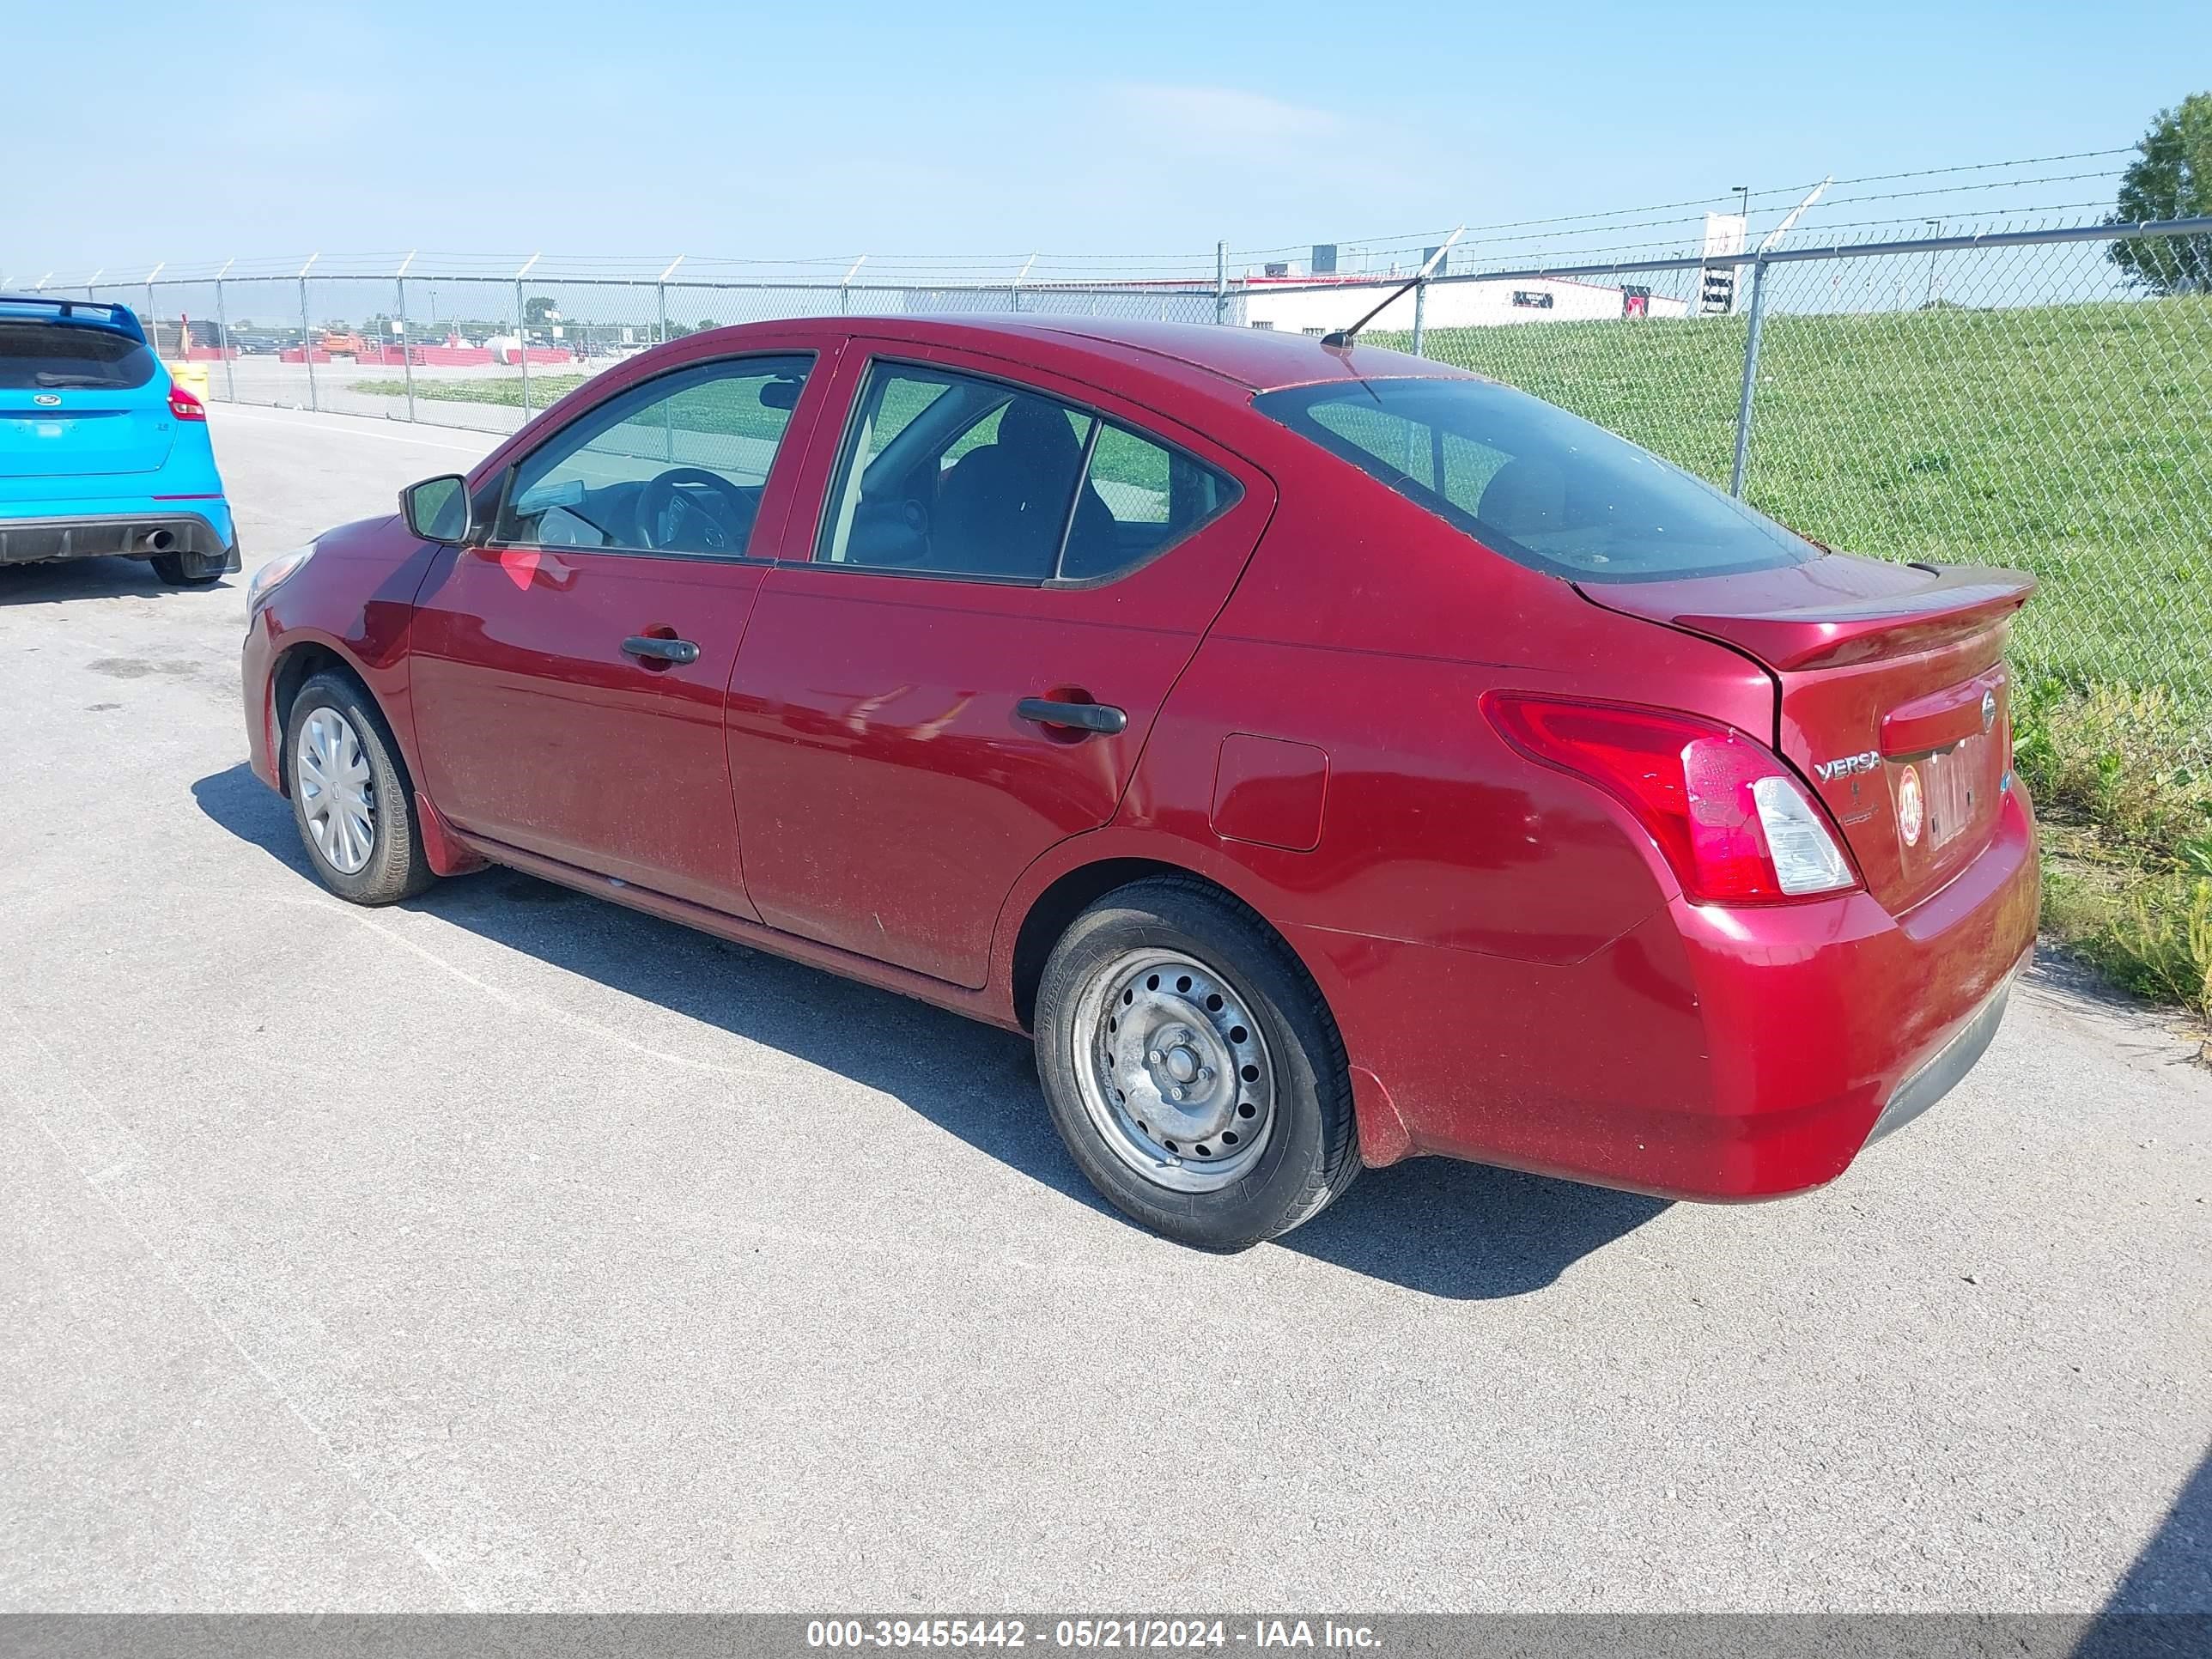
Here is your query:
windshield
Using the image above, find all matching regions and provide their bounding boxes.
[1253,376,1818,583]
[0,322,157,392]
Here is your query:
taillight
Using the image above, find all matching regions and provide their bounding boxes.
[167,383,207,421]
[1483,694,1860,904]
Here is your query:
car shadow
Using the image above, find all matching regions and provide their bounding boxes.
[2075,1442,2212,1652]
[0,555,221,604]
[191,762,1666,1298]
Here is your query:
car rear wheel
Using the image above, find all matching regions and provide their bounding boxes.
[284,672,434,906]
[151,550,224,587]
[1035,878,1360,1250]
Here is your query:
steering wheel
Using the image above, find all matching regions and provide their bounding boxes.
[634,467,755,553]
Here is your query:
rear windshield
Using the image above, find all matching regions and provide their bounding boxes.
[1253,376,1817,583]
[0,322,157,392]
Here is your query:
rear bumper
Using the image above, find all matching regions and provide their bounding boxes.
[0,507,237,567]
[1863,969,2017,1145]
[1300,783,2040,1200]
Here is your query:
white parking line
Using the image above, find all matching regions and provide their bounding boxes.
[210,405,501,456]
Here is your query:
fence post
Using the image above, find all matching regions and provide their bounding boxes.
[397,262,416,424]
[517,280,529,418]
[515,281,528,422]
[656,255,684,345]
[514,253,541,421]
[1411,276,1428,358]
[1728,254,1770,499]
[144,263,162,357]
[1215,241,1228,325]
[297,253,320,413]
[214,258,236,403]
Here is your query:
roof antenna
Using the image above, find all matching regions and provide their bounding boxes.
[1320,226,1463,349]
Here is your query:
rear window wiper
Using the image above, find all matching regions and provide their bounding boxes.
[33,372,120,387]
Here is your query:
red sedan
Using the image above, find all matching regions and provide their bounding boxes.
[240,317,2038,1250]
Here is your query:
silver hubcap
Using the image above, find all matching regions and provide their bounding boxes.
[296,707,375,876]
[1073,949,1276,1194]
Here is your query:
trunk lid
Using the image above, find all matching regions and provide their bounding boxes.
[0,385,177,481]
[1581,553,2035,912]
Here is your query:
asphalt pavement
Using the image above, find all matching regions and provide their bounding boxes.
[2,404,2206,1612]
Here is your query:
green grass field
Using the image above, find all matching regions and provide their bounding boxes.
[354,374,594,410]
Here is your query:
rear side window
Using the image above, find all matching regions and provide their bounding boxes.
[1062,422,1238,581]
[0,323,156,391]
[1253,377,1816,583]
[818,361,1238,583]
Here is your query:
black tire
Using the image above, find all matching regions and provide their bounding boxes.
[151,550,223,586]
[283,672,435,905]
[1035,877,1361,1250]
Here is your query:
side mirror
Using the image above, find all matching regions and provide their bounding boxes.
[401,474,476,544]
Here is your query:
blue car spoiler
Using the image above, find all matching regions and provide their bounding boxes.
[0,295,147,343]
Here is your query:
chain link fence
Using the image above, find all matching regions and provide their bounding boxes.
[42,220,2210,718]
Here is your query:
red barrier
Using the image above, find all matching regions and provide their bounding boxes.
[351,345,498,368]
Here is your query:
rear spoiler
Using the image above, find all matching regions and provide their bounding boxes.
[1665,565,2037,672]
[0,295,146,343]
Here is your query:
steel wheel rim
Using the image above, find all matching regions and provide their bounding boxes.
[295,707,375,876]
[1072,948,1277,1194]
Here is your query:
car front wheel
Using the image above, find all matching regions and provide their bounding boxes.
[1035,878,1361,1250]
[283,672,434,905]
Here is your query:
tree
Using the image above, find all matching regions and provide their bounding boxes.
[524,295,559,324]
[2110,92,2212,295]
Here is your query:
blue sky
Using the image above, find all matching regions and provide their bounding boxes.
[8,0,2208,278]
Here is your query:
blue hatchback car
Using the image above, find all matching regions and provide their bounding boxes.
[0,295,239,586]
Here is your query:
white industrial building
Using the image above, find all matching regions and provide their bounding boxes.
[1230,270,1688,334]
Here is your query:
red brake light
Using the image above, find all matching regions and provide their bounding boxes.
[1482,693,1860,905]
[167,383,207,421]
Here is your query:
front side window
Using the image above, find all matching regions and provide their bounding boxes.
[494,354,812,556]
[1253,377,1818,583]
[0,321,156,390]
[818,362,1238,583]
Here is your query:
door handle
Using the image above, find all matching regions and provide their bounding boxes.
[623,635,701,665]
[1016,696,1127,735]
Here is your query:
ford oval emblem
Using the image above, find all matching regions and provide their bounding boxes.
[33,392,61,407]
[1981,688,1997,732]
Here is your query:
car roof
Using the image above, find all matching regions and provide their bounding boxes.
[795,313,1480,401]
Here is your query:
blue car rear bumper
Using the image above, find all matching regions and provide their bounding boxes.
[0,494,236,567]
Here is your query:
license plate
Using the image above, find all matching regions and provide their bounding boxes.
[1923,736,1988,849]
